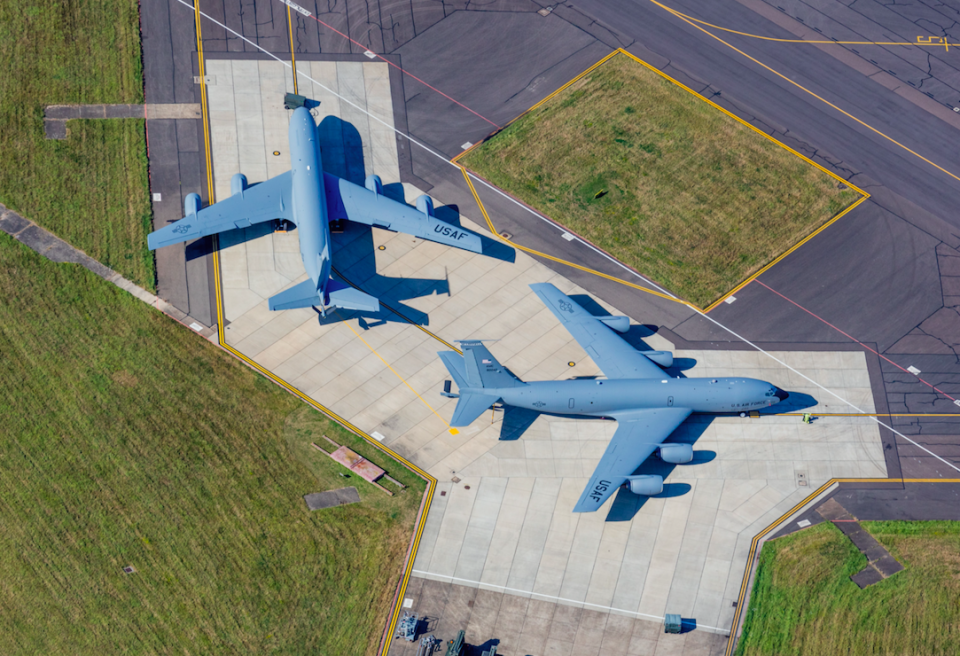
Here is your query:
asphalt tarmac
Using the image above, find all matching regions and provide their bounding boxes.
[143,0,960,501]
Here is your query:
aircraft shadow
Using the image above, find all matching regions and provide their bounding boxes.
[193,115,513,326]
[605,417,716,522]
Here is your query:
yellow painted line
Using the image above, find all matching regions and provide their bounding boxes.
[781,413,960,417]
[331,266,461,353]
[650,0,960,187]
[724,476,960,655]
[335,310,459,435]
[460,165,690,306]
[703,194,869,311]
[286,5,299,94]
[459,49,869,313]
[451,50,620,165]
[191,11,436,653]
[654,3,952,49]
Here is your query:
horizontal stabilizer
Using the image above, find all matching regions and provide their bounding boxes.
[438,351,470,392]
[326,280,380,313]
[268,278,322,311]
[460,341,524,389]
[449,392,501,427]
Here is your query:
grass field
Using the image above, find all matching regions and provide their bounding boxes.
[737,521,960,655]
[0,1,154,290]
[461,53,860,308]
[0,233,425,654]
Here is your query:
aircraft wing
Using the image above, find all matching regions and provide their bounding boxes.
[148,172,293,250]
[574,407,692,512]
[531,282,665,379]
[324,174,482,254]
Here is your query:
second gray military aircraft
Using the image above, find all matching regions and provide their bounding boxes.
[439,283,788,513]
[148,105,484,315]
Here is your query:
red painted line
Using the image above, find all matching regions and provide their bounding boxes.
[754,279,957,402]
[299,12,501,130]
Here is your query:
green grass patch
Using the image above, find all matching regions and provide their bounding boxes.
[737,521,960,656]
[0,233,424,654]
[0,1,154,290]
[461,53,860,307]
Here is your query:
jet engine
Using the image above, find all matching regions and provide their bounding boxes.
[364,174,383,195]
[597,316,630,333]
[625,475,663,496]
[184,193,201,216]
[416,194,434,217]
[659,444,693,464]
[644,350,674,368]
[231,173,248,196]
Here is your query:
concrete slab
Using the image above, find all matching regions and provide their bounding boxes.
[207,58,886,645]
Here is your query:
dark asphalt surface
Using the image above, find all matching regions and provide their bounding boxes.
[143,0,960,488]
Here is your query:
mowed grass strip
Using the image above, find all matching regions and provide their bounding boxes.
[0,233,424,654]
[461,53,859,308]
[0,1,154,290]
[737,521,960,656]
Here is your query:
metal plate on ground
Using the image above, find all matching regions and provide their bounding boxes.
[304,487,361,510]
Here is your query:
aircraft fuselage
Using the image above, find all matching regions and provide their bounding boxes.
[288,106,331,297]
[492,377,780,415]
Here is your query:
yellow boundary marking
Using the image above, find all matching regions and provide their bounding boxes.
[456,49,869,312]
[335,310,458,434]
[650,0,960,187]
[286,5,299,95]
[653,1,952,50]
[724,476,960,655]
[191,10,434,655]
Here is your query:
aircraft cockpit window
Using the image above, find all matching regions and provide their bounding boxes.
[765,388,776,397]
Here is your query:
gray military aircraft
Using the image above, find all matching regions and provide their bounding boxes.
[148,106,483,315]
[438,283,788,513]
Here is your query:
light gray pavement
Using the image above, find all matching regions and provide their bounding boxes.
[204,59,887,643]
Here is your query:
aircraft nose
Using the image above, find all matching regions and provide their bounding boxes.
[774,388,789,402]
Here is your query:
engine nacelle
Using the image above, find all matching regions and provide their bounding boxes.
[231,173,248,196]
[659,444,693,464]
[626,475,663,496]
[184,193,201,216]
[644,350,674,368]
[598,316,630,333]
[415,194,434,217]
[364,174,383,195]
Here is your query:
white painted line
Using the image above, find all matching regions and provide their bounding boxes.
[402,598,413,608]
[725,295,737,304]
[152,193,161,202]
[184,0,960,476]
[461,141,473,150]
[371,431,386,442]
[364,50,376,59]
[189,322,204,332]
[907,365,921,375]
[561,232,575,241]
[411,570,727,632]
[797,519,811,528]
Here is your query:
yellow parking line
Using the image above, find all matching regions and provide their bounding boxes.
[653,1,951,49]
[650,0,960,186]
[286,5,299,94]
[459,166,690,306]
[335,311,459,435]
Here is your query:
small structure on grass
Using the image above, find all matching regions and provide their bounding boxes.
[311,436,406,495]
[303,487,361,511]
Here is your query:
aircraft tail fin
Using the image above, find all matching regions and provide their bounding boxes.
[460,340,524,389]
[268,279,322,311]
[325,279,380,313]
